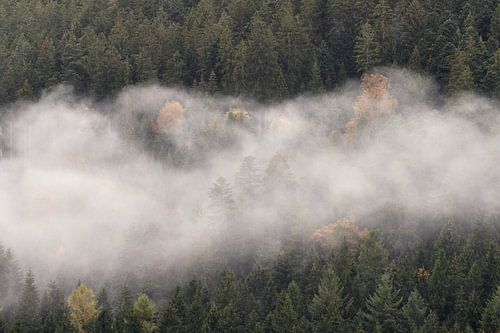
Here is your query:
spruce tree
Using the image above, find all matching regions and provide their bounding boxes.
[40,282,71,333]
[357,230,389,300]
[115,285,134,333]
[133,294,157,333]
[14,269,40,333]
[309,266,351,333]
[95,288,113,333]
[481,286,500,333]
[267,290,302,333]
[354,22,381,72]
[362,272,403,333]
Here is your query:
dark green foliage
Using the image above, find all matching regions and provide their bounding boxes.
[13,270,40,333]
[362,272,403,333]
[0,218,499,332]
[308,266,351,333]
[95,288,114,333]
[481,286,500,333]
[40,282,71,333]
[0,0,498,105]
[266,290,303,333]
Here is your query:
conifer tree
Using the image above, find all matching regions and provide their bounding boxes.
[354,22,381,72]
[481,286,500,333]
[362,272,403,333]
[267,290,302,333]
[133,294,157,333]
[95,288,113,333]
[357,230,389,300]
[115,285,134,333]
[13,269,40,333]
[309,266,351,333]
[243,11,286,101]
[40,282,71,333]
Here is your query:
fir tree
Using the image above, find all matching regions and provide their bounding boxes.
[309,266,351,333]
[354,22,381,72]
[481,286,500,333]
[95,288,113,333]
[13,269,40,333]
[362,272,403,333]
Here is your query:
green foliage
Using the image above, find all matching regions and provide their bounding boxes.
[133,294,157,333]
[309,266,351,333]
[354,22,381,72]
[267,290,303,333]
[481,286,500,333]
[40,282,71,333]
[362,272,403,333]
[13,270,40,333]
[0,0,498,104]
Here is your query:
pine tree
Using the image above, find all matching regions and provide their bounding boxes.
[372,0,395,65]
[357,230,389,300]
[158,287,186,333]
[243,11,286,101]
[67,282,98,333]
[211,268,239,332]
[309,266,351,333]
[13,269,40,333]
[267,290,303,333]
[133,294,157,333]
[354,22,381,72]
[481,286,500,333]
[115,285,134,333]
[95,288,113,333]
[235,156,262,203]
[40,282,71,333]
[402,289,437,332]
[307,61,325,94]
[209,176,235,223]
[362,272,403,333]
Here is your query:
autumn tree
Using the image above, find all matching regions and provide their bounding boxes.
[67,282,98,333]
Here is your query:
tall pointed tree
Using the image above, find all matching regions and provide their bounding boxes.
[309,266,352,333]
[362,272,403,333]
[13,269,40,333]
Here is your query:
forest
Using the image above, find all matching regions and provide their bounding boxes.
[0,0,499,105]
[0,0,499,332]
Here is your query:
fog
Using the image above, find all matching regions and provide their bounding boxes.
[0,68,499,291]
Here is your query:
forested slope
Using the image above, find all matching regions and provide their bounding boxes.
[0,0,499,104]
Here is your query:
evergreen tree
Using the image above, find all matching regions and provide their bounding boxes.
[362,272,403,333]
[354,22,381,72]
[115,285,134,333]
[133,294,157,333]
[448,50,474,93]
[40,282,71,333]
[158,287,186,333]
[267,290,302,333]
[13,269,40,333]
[481,286,500,333]
[95,288,113,333]
[357,230,389,300]
[243,12,286,101]
[309,266,351,333]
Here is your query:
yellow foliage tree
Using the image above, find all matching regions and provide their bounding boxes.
[345,73,398,141]
[67,282,99,333]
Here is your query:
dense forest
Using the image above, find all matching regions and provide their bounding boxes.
[1,0,500,332]
[1,218,500,332]
[0,0,499,104]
